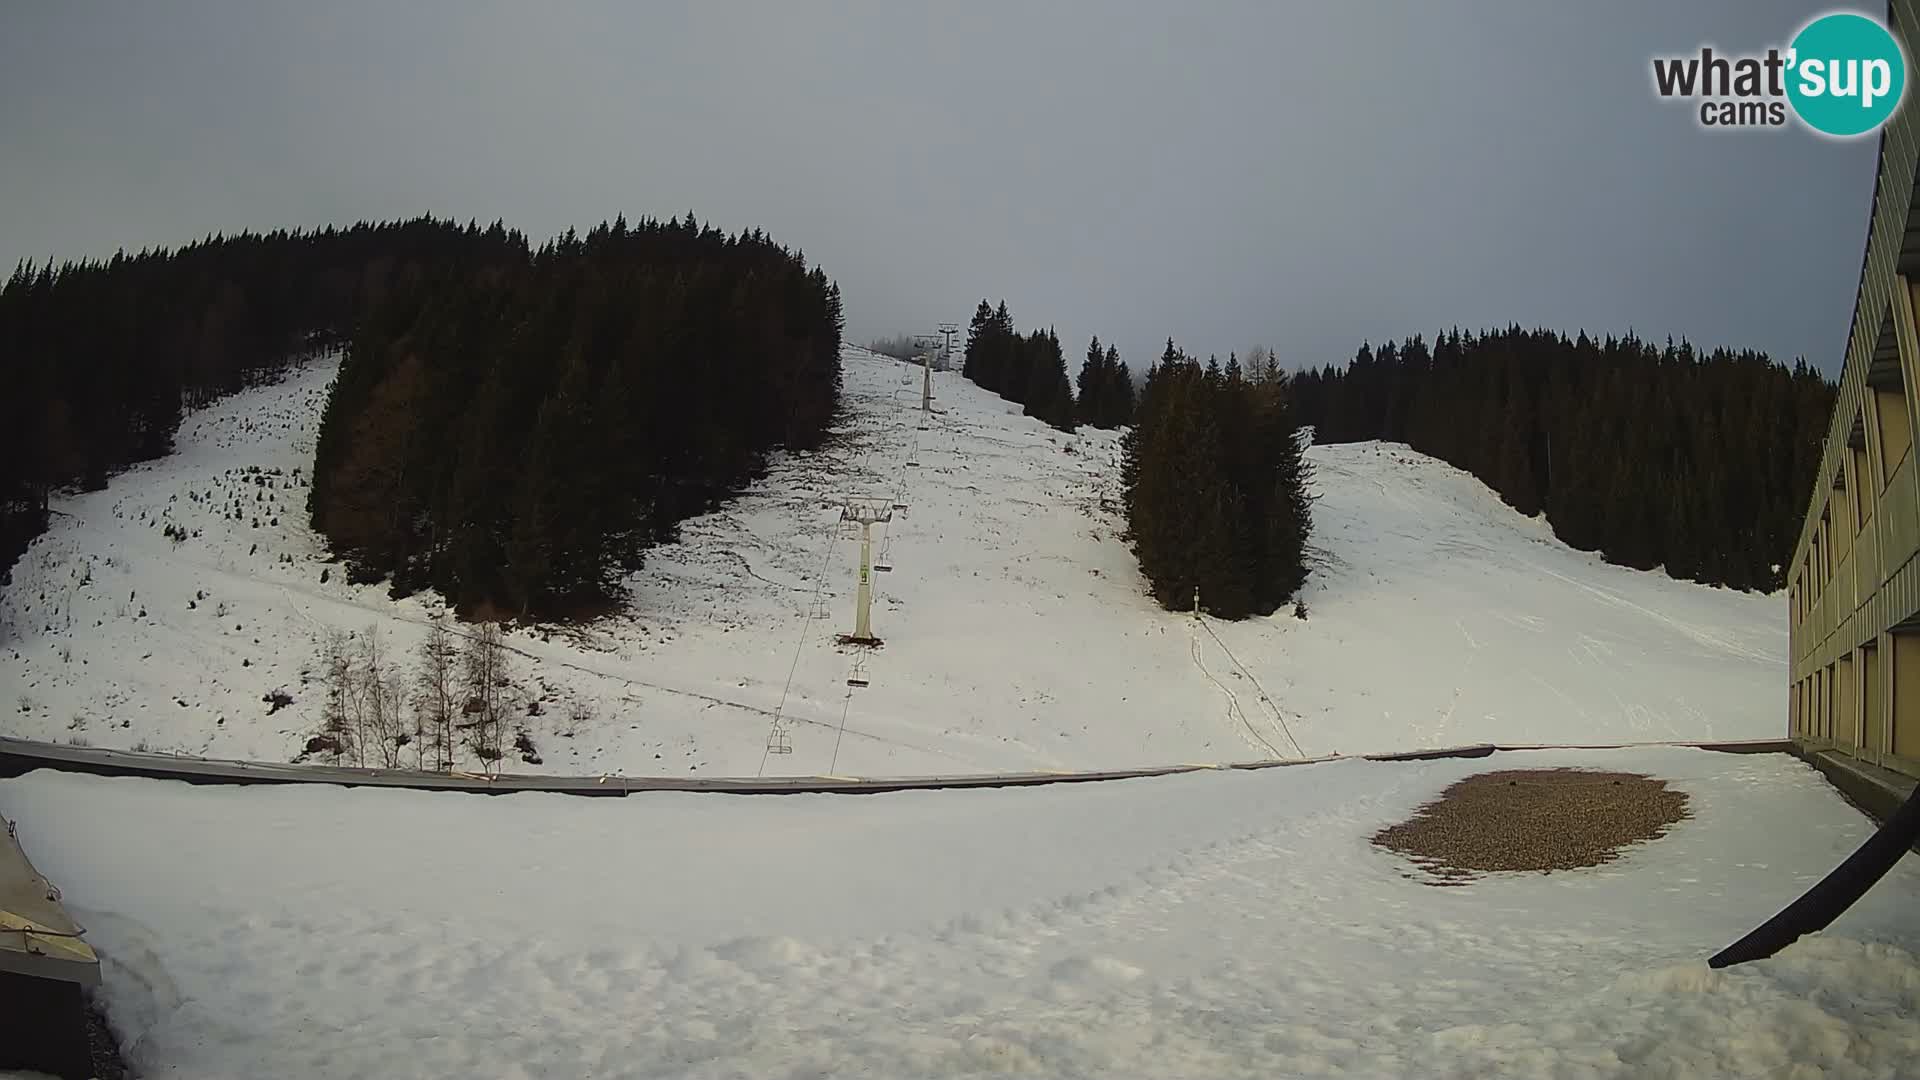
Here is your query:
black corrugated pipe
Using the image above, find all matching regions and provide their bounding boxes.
[1710,783,1920,968]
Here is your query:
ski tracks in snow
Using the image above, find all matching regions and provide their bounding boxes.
[1189,632,1280,759]
[1422,618,1481,749]
[1527,562,1777,666]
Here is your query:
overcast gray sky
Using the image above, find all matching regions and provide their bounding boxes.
[0,2,1880,373]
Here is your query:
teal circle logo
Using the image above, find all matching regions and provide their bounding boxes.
[1787,12,1907,137]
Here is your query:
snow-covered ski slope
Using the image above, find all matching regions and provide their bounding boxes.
[6,746,1917,1077]
[0,347,1785,776]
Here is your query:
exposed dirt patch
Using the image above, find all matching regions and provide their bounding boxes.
[1373,768,1689,883]
[86,993,130,1079]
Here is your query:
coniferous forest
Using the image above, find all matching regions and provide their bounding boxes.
[1076,335,1138,430]
[0,215,842,617]
[0,217,528,587]
[1123,342,1314,619]
[961,300,1080,431]
[1290,327,1836,592]
[964,301,1306,619]
[309,215,843,619]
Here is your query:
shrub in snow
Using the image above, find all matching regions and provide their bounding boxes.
[303,733,344,757]
[563,701,592,738]
[514,730,541,765]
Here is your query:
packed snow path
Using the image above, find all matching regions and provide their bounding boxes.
[4,747,1917,1078]
[0,348,1784,776]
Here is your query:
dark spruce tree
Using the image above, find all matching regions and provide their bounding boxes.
[1074,337,1137,430]
[985,301,1016,396]
[1078,335,1107,427]
[963,299,995,387]
[1021,327,1076,432]
[1103,345,1137,428]
[962,299,1021,398]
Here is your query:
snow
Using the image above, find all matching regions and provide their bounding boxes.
[0,347,1784,777]
[0,344,1872,1078]
[5,745,1917,1077]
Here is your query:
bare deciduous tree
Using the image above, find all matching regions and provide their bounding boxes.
[360,626,405,769]
[409,691,428,772]
[415,620,459,771]
[1244,345,1282,386]
[343,638,370,768]
[461,622,510,777]
[319,628,356,766]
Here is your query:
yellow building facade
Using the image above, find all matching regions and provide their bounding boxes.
[1789,7,1920,779]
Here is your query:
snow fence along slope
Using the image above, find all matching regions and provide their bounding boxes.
[3,746,1917,1078]
[0,348,1785,776]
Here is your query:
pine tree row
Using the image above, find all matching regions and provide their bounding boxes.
[1122,341,1314,619]
[1289,327,1836,591]
[308,214,844,620]
[960,300,1079,431]
[1076,335,1138,429]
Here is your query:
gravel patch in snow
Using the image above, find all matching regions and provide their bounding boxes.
[1372,767,1690,879]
